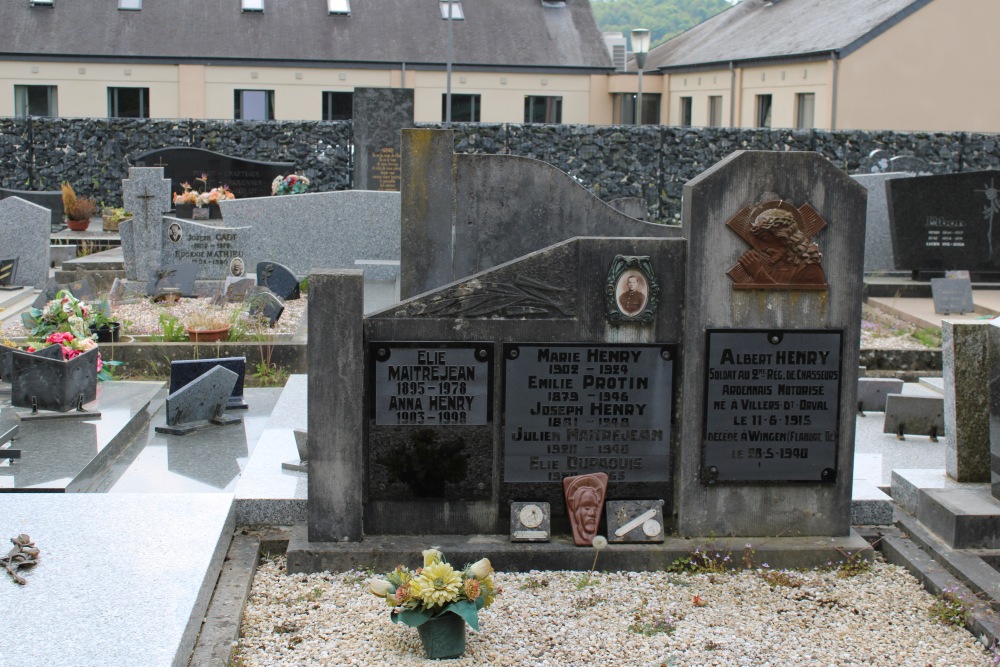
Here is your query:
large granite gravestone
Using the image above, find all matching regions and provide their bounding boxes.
[157,365,241,436]
[887,170,1000,276]
[0,188,63,231]
[944,321,992,482]
[990,321,1000,500]
[851,172,911,274]
[679,151,867,537]
[353,88,414,192]
[133,147,294,200]
[160,218,252,280]
[256,261,299,300]
[400,128,681,298]
[169,357,248,410]
[218,190,399,279]
[0,196,50,288]
[305,237,685,539]
[120,168,173,281]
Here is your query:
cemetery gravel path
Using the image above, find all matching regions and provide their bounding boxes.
[234,555,989,667]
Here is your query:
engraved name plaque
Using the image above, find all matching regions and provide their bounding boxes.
[372,344,491,426]
[703,330,842,483]
[503,344,673,483]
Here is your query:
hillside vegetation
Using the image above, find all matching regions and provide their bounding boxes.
[592,0,733,48]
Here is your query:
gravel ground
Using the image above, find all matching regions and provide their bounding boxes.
[235,556,990,667]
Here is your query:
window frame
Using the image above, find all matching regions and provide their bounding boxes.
[108,86,150,118]
[756,94,773,128]
[322,91,354,120]
[708,95,723,127]
[442,93,481,122]
[524,95,562,124]
[795,92,816,130]
[234,89,275,121]
[679,96,693,127]
[14,84,58,117]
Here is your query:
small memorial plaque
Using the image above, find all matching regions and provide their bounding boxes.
[503,344,673,483]
[703,329,842,483]
[931,277,974,314]
[372,344,491,426]
[510,501,551,542]
[606,499,665,543]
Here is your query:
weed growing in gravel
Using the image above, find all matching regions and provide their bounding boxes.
[520,575,550,590]
[667,541,754,574]
[758,569,804,589]
[570,572,601,589]
[929,585,971,627]
[987,642,1000,667]
[341,567,376,585]
[297,586,325,603]
[573,591,605,609]
[911,327,942,348]
[629,600,679,636]
[152,313,187,342]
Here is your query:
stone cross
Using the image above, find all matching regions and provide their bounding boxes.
[121,167,172,281]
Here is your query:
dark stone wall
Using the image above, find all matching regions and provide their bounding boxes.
[1,116,997,220]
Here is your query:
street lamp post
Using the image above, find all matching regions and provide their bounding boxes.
[445,0,454,125]
[631,28,650,126]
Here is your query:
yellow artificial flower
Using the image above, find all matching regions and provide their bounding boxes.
[368,578,392,597]
[422,548,444,567]
[469,558,493,580]
[413,562,462,608]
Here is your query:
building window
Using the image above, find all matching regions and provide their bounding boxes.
[322,91,353,120]
[108,87,149,118]
[796,92,815,130]
[442,94,481,122]
[241,0,264,12]
[118,0,141,9]
[679,97,692,127]
[235,89,274,120]
[327,0,350,14]
[708,95,723,127]
[439,0,463,19]
[756,94,772,128]
[14,85,57,117]
[524,96,562,124]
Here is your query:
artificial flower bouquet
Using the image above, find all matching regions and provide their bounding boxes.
[367,548,499,631]
[271,173,310,196]
[173,174,237,208]
[22,289,92,340]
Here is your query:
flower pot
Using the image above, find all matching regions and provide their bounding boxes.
[66,218,91,231]
[416,612,466,660]
[185,326,230,343]
[95,322,121,343]
[191,206,210,220]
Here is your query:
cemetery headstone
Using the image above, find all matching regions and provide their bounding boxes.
[856,377,904,413]
[883,394,945,439]
[133,147,294,200]
[160,218,252,281]
[931,276,975,314]
[0,196,50,288]
[282,428,309,472]
[256,261,300,300]
[679,150,866,537]
[887,170,1000,278]
[0,259,18,288]
[120,167,173,282]
[608,197,648,220]
[147,262,199,298]
[248,287,284,326]
[11,346,99,415]
[218,190,400,279]
[400,128,681,298]
[30,277,96,310]
[156,365,242,436]
[169,357,248,410]
[0,187,64,231]
[353,88,415,191]
[863,149,938,175]
[942,320,991,482]
[850,172,911,274]
[224,277,255,302]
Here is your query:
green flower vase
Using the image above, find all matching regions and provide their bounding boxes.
[417,612,466,660]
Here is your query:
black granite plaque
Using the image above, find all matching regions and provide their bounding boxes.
[931,277,974,314]
[887,170,1000,272]
[133,147,294,200]
[703,329,842,483]
[256,261,300,300]
[0,258,17,286]
[372,344,491,426]
[169,357,248,410]
[503,344,673,483]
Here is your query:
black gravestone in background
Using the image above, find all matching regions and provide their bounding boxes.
[133,147,295,200]
[353,88,414,191]
[169,357,248,410]
[887,170,1000,275]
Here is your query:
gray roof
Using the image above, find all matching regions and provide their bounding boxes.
[2,0,612,72]
[645,0,931,71]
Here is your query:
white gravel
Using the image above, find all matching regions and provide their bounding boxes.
[235,556,989,667]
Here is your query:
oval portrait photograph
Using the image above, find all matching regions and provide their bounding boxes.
[615,270,647,315]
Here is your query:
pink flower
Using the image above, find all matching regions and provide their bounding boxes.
[96,353,103,373]
[25,346,35,353]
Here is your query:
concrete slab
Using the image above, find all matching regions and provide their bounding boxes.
[868,295,995,329]
[890,468,972,516]
[918,377,944,393]
[883,394,945,437]
[0,493,234,667]
[918,486,1000,549]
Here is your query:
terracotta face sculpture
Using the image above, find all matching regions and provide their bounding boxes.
[562,472,609,546]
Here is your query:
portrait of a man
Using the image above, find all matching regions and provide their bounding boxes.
[616,271,647,315]
[230,257,245,278]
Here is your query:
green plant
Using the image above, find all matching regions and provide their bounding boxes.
[579,535,607,588]
[628,601,678,636]
[153,313,188,342]
[342,567,377,585]
[758,569,803,589]
[911,327,942,348]
[929,585,971,627]
[21,289,93,339]
[520,575,550,590]
[667,543,736,574]
[251,361,290,387]
[828,545,874,578]
[367,548,498,632]
[298,276,309,294]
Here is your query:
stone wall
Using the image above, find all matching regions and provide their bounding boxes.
[1,116,998,220]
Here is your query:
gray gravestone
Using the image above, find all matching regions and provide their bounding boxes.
[120,168,173,281]
[353,88,415,191]
[989,321,1000,500]
[851,172,911,274]
[931,277,975,314]
[679,150,867,537]
[133,146,294,200]
[147,262,199,297]
[943,320,991,482]
[169,357,248,410]
[857,377,904,412]
[248,287,284,325]
[0,188,63,231]
[218,190,399,279]
[400,128,681,298]
[606,499,665,543]
[156,365,242,435]
[159,217,251,280]
[883,394,945,438]
[256,261,300,300]
[0,197,50,288]
[11,346,99,413]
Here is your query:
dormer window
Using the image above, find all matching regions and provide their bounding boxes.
[118,0,142,10]
[328,0,350,14]
[241,0,264,12]
[439,0,463,20]
[29,0,54,7]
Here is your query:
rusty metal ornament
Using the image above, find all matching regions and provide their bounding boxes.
[562,472,608,546]
[2,534,39,585]
[726,199,829,290]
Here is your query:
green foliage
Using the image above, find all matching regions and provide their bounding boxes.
[341,567,377,585]
[628,600,679,635]
[591,0,733,48]
[251,361,290,387]
[152,313,188,342]
[570,573,600,590]
[827,547,874,578]
[929,586,971,627]
[520,575,550,590]
[758,569,803,589]
[911,327,942,348]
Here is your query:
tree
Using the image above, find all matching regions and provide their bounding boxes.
[591,0,734,48]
